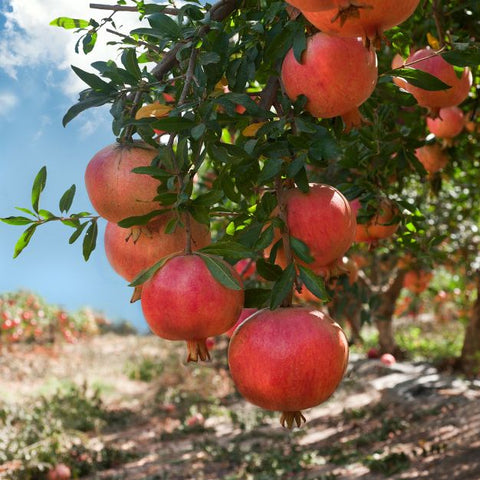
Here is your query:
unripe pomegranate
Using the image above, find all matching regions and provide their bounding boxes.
[380,353,396,366]
[426,106,464,139]
[85,142,160,223]
[281,33,377,123]
[401,48,472,110]
[141,254,244,362]
[225,307,257,337]
[104,215,211,282]
[403,269,433,294]
[415,144,449,174]
[351,198,400,243]
[303,0,419,44]
[228,307,349,428]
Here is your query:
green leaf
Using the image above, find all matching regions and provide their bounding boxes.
[442,46,480,68]
[38,209,56,220]
[82,220,98,261]
[147,13,181,39]
[31,166,47,213]
[151,117,196,133]
[15,207,36,216]
[270,263,296,309]
[290,236,313,264]
[196,253,243,290]
[82,32,97,54]
[117,210,165,228]
[297,265,329,302]
[258,157,283,183]
[129,253,178,287]
[69,222,89,244]
[59,185,76,213]
[50,17,89,29]
[199,241,255,260]
[292,28,307,63]
[121,48,142,81]
[191,189,223,207]
[390,68,451,90]
[256,258,282,281]
[0,216,34,226]
[63,93,114,126]
[71,66,114,91]
[244,288,270,308]
[13,225,37,258]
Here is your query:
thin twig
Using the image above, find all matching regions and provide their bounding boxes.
[106,28,161,53]
[90,3,180,15]
[432,0,446,48]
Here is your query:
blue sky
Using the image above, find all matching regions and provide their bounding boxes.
[0,0,150,331]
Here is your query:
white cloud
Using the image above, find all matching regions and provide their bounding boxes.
[0,91,18,116]
[0,0,145,96]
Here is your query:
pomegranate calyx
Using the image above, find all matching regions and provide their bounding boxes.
[280,410,307,429]
[130,285,143,303]
[187,339,211,363]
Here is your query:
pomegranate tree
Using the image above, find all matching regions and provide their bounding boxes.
[399,48,472,111]
[303,0,420,44]
[415,144,449,174]
[85,142,160,223]
[281,32,377,127]
[426,106,465,139]
[104,215,211,282]
[273,184,356,276]
[228,307,349,428]
[141,254,244,362]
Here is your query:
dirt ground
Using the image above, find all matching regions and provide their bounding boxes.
[1,332,480,480]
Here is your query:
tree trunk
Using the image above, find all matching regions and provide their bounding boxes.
[373,270,406,357]
[457,273,480,377]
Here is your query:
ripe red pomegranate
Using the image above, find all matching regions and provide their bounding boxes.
[104,215,211,282]
[426,106,464,139]
[141,254,244,362]
[400,48,472,110]
[403,269,433,294]
[47,464,71,480]
[351,198,400,243]
[85,142,160,223]
[303,0,419,44]
[228,307,349,428]
[281,33,377,124]
[276,184,356,275]
[233,259,256,279]
[415,144,449,174]
[225,307,257,338]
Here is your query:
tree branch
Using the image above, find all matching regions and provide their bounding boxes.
[90,3,179,15]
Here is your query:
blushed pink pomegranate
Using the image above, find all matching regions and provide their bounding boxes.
[415,144,449,174]
[303,0,419,44]
[281,33,377,123]
[47,464,71,480]
[141,254,244,362]
[275,184,356,275]
[228,307,349,428]
[426,106,464,139]
[391,53,408,89]
[85,142,160,223]
[104,215,211,282]
[401,48,472,110]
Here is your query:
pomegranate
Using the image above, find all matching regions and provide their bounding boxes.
[367,347,380,359]
[141,254,244,362]
[401,48,472,110]
[85,142,160,223]
[380,353,396,366]
[426,106,464,139]
[403,269,433,294]
[271,184,356,276]
[47,464,71,480]
[391,53,408,89]
[281,33,377,123]
[228,307,349,428]
[351,198,400,243]
[225,307,258,337]
[104,214,211,282]
[303,0,420,44]
[415,144,449,174]
[233,258,256,279]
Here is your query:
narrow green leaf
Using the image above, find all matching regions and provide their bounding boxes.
[151,117,196,132]
[121,48,142,80]
[253,225,274,251]
[256,258,282,281]
[192,189,223,207]
[63,94,113,127]
[15,207,36,216]
[290,236,314,264]
[196,253,242,290]
[82,220,98,261]
[147,13,181,39]
[82,32,97,54]
[297,265,329,302]
[31,166,47,213]
[292,28,307,63]
[116,209,165,228]
[442,47,480,68]
[390,68,451,90]
[13,225,37,258]
[69,222,89,245]
[38,209,56,220]
[0,216,34,226]
[270,263,296,309]
[50,17,89,29]
[71,65,113,91]
[59,185,76,213]
[199,241,254,260]
[129,253,178,287]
